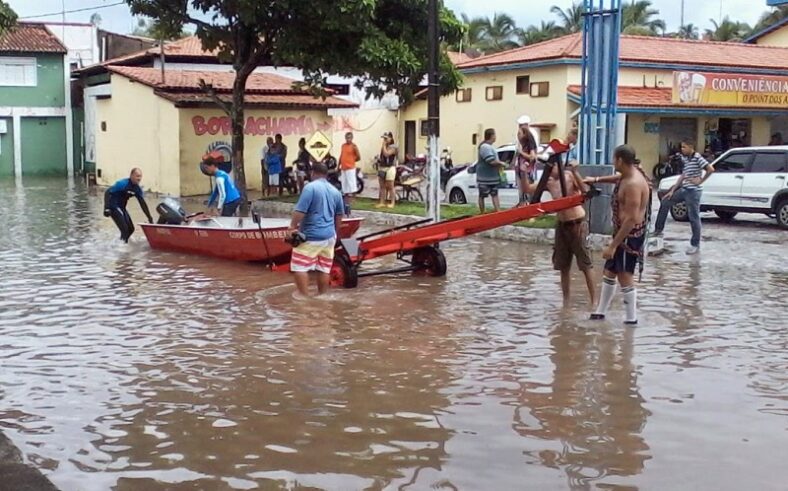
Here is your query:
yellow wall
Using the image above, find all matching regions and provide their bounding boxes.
[178,107,333,196]
[755,25,788,47]
[328,108,399,173]
[95,75,181,196]
[625,114,661,175]
[402,65,571,164]
[751,116,772,146]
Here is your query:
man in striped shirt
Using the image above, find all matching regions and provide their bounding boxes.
[653,140,715,254]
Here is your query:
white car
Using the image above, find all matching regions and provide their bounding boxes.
[658,146,788,229]
[445,144,550,208]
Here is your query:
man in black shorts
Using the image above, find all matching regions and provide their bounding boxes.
[591,145,650,325]
[475,128,507,213]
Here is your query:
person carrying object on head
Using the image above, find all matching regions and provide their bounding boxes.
[288,162,346,297]
[202,153,242,217]
[103,167,154,243]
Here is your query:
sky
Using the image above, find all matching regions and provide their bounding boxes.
[9,0,775,36]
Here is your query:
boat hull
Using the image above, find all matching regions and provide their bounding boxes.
[140,217,363,263]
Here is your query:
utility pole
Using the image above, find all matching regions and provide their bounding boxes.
[426,0,441,222]
[680,0,685,32]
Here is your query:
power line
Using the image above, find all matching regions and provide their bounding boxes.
[20,1,127,20]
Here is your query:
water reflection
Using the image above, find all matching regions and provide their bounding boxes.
[0,178,787,491]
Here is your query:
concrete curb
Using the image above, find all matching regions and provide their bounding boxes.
[253,200,611,251]
[0,432,58,490]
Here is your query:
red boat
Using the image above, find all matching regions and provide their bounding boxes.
[140,216,364,263]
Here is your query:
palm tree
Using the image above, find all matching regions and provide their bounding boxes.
[622,0,666,36]
[705,17,752,42]
[752,6,788,33]
[478,13,521,53]
[517,21,562,46]
[455,14,488,54]
[677,23,699,40]
[550,2,585,34]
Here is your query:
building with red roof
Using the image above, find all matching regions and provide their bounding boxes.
[401,33,788,174]
[0,22,73,177]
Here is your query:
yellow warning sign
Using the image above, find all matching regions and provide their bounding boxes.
[305,131,332,162]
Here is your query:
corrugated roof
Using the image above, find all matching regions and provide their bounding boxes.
[109,66,357,109]
[459,33,788,72]
[0,22,68,54]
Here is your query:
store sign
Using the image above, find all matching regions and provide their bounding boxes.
[644,122,660,134]
[191,115,331,137]
[672,71,788,108]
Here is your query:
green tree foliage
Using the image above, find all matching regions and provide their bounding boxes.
[752,6,788,34]
[126,0,463,210]
[454,13,487,54]
[132,17,189,40]
[705,17,752,42]
[622,0,666,36]
[550,2,585,35]
[0,0,17,36]
[676,23,699,40]
[517,21,562,46]
[477,13,521,53]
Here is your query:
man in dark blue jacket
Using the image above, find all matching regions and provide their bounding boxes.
[104,168,154,242]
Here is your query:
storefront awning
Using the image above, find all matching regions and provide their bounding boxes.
[566,85,788,116]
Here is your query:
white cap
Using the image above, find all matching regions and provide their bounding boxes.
[517,115,531,125]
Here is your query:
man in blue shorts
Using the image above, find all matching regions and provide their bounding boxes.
[103,168,154,242]
[591,145,651,325]
[288,162,345,296]
[475,128,507,213]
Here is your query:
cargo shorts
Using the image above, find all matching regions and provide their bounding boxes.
[553,218,593,271]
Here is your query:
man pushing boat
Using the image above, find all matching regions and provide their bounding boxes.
[104,168,154,243]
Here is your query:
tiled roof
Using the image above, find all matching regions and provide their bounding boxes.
[109,66,357,109]
[447,51,473,65]
[566,85,774,110]
[108,66,300,94]
[75,36,219,75]
[459,33,788,71]
[158,92,357,109]
[0,22,67,54]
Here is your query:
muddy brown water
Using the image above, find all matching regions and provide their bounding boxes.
[1,178,786,490]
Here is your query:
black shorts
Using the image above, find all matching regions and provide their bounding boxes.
[478,183,499,198]
[604,236,645,275]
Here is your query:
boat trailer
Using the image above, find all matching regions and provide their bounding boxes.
[326,148,599,288]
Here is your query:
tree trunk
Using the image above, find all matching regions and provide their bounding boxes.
[231,70,251,215]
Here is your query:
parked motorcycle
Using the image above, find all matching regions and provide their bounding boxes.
[652,153,683,183]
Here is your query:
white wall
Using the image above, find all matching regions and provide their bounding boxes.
[44,23,99,69]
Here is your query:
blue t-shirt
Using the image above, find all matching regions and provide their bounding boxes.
[208,169,241,207]
[294,179,345,241]
[107,178,143,208]
[266,152,283,175]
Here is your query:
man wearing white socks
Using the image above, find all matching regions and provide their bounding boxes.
[591,145,651,325]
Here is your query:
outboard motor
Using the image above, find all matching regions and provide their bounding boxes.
[156,198,187,225]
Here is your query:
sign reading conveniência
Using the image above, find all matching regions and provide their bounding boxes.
[672,71,788,108]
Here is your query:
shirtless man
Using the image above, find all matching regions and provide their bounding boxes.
[590,145,651,325]
[521,151,595,305]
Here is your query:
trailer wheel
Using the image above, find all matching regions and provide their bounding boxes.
[330,254,358,288]
[412,246,447,277]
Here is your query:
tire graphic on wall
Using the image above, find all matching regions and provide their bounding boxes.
[206,141,233,173]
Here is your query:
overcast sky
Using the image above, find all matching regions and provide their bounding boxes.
[11,0,773,36]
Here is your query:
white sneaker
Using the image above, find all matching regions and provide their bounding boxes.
[685,246,699,255]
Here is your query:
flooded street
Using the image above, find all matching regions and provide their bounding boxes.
[1,178,787,490]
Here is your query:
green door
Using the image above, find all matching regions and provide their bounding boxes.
[0,118,13,177]
[20,116,67,175]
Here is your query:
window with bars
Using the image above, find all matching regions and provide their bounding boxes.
[0,57,37,87]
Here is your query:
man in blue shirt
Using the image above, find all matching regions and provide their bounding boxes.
[103,168,154,242]
[288,162,345,296]
[653,139,715,255]
[203,156,242,217]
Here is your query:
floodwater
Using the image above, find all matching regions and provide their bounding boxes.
[1,178,786,491]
